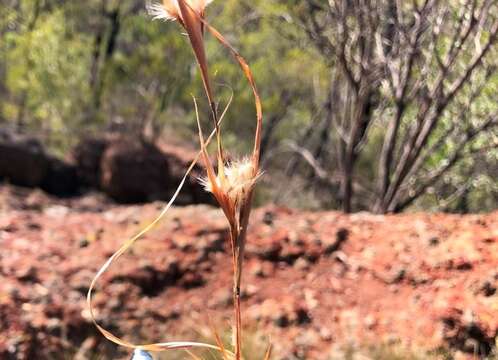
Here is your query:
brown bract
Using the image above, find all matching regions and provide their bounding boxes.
[148,0,215,107]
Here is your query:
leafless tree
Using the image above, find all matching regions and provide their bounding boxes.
[283,0,497,213]
[88,0,123,111]
[0,4,10,123]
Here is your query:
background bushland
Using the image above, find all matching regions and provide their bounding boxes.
[0,0,496,213]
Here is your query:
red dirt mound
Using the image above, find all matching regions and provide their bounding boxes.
[0,185,497,359]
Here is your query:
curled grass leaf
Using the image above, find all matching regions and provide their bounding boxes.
[87,98,234,358]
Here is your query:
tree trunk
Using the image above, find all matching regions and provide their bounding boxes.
[90,1,122,112]
[340,159,353,213]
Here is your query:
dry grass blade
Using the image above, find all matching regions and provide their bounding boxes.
[203,26,262,170]
[185,349,204,360]
[212,325,229,360]
[184,1,263,171]
[177,0,215,110]
[176,0,223,169]
[193,95,219,198]
[86,99,234,358]
[263,342,272,360]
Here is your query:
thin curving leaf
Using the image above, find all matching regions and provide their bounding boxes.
[177,0,215,108]
[263,342,272,360]
[211,322,229,360]
[185,349,203,360]
[183,1,263,174]
[87,100,234,358]
[193,95,219,199]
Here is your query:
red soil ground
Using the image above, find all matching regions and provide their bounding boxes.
[1,185,497,359]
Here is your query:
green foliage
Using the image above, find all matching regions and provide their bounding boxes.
[0,0,495,212]
[2,1,92,151]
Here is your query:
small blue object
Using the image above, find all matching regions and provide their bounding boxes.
[132,349,153,360]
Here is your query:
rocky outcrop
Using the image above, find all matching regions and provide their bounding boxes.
[0,129,48,187]
[159,142,215,205]
[0,129,79,197]
[100,138,170,203]
[40,157,79,197]
[72,136,110,189]
[72,135,214,205]
[0,131,214,205]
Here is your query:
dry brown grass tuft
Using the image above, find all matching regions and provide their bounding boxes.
[87,0,264,359]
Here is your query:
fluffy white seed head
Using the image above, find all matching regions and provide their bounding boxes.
[146,1,179,21]
[201,157,260,207]
[146,0,214,22]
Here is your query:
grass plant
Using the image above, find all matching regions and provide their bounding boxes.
[87,1,266,359]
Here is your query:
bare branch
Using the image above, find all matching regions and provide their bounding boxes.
[444,20,498,104]
[392,113,498,211]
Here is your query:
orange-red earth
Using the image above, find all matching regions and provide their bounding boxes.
[1,185,497,359]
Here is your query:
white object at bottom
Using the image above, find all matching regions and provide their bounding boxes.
[131,349,153,360]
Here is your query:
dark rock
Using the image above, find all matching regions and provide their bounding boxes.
[428,237,440,246]
[72,136,110,188]
[478,280,496,297]
[263,211,274,225]
[254,241,282,262]
[26,222,41,230]
[16,266,38,282]
[41,157,79,196]
[387,268,406,284]
[280,245,305,264]
[112,261,181,297]
[324,228,349,254]
[0,129,48,187]
[441,311,494,356]
[100,138,170,203]
[159,143,215,206]
[455,259,473,271]
[294,307,312,325]
[78,238,90,248]
[271,305,311,328]
[273,312,290,328]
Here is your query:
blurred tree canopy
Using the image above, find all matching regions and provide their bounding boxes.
[0,0,496,213]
